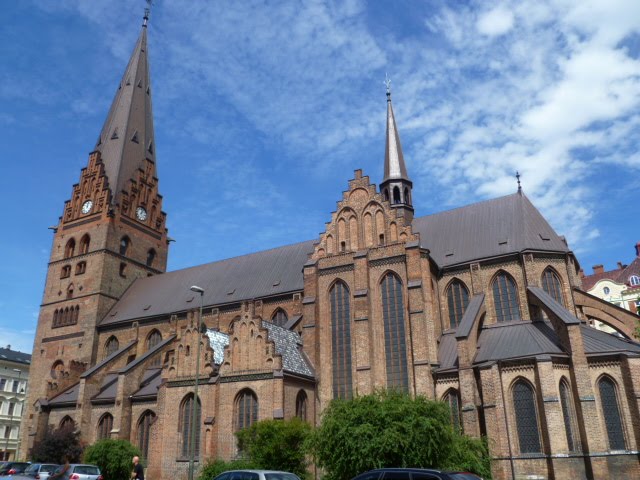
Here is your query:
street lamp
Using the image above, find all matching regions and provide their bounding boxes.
[188,285,205,480]
[4,369,22,461]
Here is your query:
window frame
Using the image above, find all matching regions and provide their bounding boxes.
[492,271,521,323]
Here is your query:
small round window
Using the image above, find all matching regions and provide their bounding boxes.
[603,287,610,295]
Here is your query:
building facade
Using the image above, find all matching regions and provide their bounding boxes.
[1,346,31,461]
[22,17,640,480]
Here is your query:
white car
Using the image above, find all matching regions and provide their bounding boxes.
[213,470,302,480]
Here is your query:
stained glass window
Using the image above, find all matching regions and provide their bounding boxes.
[444,389,462,431]
[105,336,119,358]
[331,281,353,399]
[296,390,307,421]
[97,413,113,440]
[271,309,288,327]
[542,269,564,306]
[513,380,541,453]
[236,389,258,431]
[493,272,520,322]
[598,377,626,450]
[381,273,409,391]
[447,280,470,329]
[137,410,155,460]
[559,380,578,452]
[179,394,201,458]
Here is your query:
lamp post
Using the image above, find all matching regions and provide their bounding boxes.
[4,369,21,460]
[188,285,205,480]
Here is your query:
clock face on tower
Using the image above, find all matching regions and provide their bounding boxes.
[81,200,93,214]
[136,206,148,221]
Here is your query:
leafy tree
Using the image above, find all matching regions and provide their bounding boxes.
[31,425,83,463]
[236,417,312,478]
[83,439,141,480]
[307,390,491,480]
[197,459,258,480]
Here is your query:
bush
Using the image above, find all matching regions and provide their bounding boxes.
[83,439,141,480]
[31,425,83,463]
[197,459,258,480]
[308,390,491,480]
[236,418,311,478]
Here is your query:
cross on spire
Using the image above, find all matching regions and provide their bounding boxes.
[516,171,522,194]
[384,73,392,100]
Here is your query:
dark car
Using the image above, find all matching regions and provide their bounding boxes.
[0,463,31,477]
[352,468,483,480]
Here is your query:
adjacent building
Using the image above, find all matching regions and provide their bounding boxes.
[22,14,640,480]
[0,345,31,460]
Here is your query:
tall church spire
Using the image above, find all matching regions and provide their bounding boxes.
[94,15,155,203]
[380,77,413,221]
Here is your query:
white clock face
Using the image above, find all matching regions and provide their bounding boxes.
[136,206,148,221]
[81,200,93,214]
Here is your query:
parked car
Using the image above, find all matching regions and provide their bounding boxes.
[49,465,102,480]
[351,468,483,480]
[13,464,59,480]
[213,471,302,480]
[0,463,31,477]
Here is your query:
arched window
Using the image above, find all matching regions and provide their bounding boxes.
[75,261,86,275]
[381,273,409,391]
[559,379,579,452]
[60,265,71,279]
[512,380,541,454]
[146,249,156,267]
[492,272,520,322]
[444,389,461,432]
[51,360,64,379]
[179,394,201,458]
[271,309,288,327]
[598,377,626,450]
[60,416,75,431]
[73,305,79,324]
[542,268,564,306]
[330,281,353,399]
[393,186,401,204]
[97,413,113,440]
[403,187,410,205]
[295,390,308,421]
[53,309,60,328]
[630,275,640,287]
[120,236,130,256]
[235,389,258,432]
[67,284,74,300]
[446,280,470,329]
[147,330,162,367]
[383,189,389,201]
[137,410,156,460]
[64,238,75,258]
[105,336,119,358]
[79,235,90,254]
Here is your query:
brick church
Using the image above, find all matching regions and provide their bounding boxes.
[23,14,640,480]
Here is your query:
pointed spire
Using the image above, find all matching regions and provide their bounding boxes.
[383,77,410,183]
[94,14,155,202]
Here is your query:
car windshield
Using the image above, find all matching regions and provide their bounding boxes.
[26,465,40,473]
[74,467,100,475]
[264,474,301,480]
[42,466,59,473]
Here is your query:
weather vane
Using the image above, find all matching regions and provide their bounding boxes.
[384,73,392,97]
[516,171,522,193]
[143,0,153,26]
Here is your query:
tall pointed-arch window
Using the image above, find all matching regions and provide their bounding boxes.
[105,336,119,358]
[330,281,353,399]
[60,416,75,431]
[146,249,156,267]
[64,238,75,258]
[147,330,162,367]
[393,186,401,204]
[598,376,626,450]
[79,234,90,254]
[137,410,156,460]
[271,308,288,327]
[235,389,258,432]
[444,389,462,432]
[493,272,520,322]
[296,390,308,421]
[120,236,130,256]
[97,413,113,440]
[447,280,470,329]
[179,394,201,458]
[559,379,579,452]
[381,273,409,391]
[542,269,564,306]
[513,380,541,454]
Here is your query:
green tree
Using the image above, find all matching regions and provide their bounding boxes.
[307,390,491,480]
[197,459,258,480]
[235,417,312,478]
[30,425,83,463]
[83,439,141,480]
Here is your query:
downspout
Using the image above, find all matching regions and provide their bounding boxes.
[498,360,516,480]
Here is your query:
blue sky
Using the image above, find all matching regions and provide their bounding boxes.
[1,0,640,353]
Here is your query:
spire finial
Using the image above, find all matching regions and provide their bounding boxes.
[143,0,152,27]
[384,73,391,100]
[516,171,522,194]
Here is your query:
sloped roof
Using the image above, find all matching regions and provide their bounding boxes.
[48,382,79,407]
[581,267,625,291]
[581,325,640,355]
[92,373,119,403]
[131,368,162,399]
[412,193,569,268]
[0,346,31,365]
[437,332,458,371]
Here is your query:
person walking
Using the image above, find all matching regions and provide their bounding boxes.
[131,456,144,480]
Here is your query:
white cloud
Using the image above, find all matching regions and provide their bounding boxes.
[477,6,515,37]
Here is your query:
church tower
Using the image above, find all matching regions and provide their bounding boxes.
[23,12,167,449]
[379,81,413,223]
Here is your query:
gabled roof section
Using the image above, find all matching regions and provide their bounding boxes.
[412,193,570,268]
[94,22,155,201]
[101,240,315,326]
[382,92,409,183]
